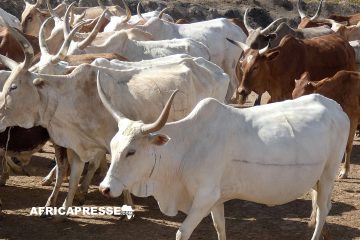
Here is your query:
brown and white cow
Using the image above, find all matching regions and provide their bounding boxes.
[228,34,356,104]
[292,70,360,179]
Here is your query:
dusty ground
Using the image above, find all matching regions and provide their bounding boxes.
[0,136,359,240]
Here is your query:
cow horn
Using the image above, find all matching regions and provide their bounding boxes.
[226,38,250,52]
[10,28,34,70]
[46,0,60,19]
[63,2,77,36]
[310,0,323,21]
[141,90,178,135]
[51,21,87,63]
[96,71,126,123]
[39,17,53,57]
[137,0,145,21]
[0,55,19,71]
[297,0,306,19]
[158,8,169,20]
[259,43,269,55]
[243,9,255,32]
[121,0,131,23]
[260,18,287,34]
[78,10,108,50]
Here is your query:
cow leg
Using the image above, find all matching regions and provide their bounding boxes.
[75,151,105,205]
[0,197,2,219]
[0,156,9,186]
[309,188,317,228]
[339,118,358,179]
[41,166,56,186]
[98,155,108,179]
[211,203,226,240]
[176,190,219,240]
[44,146,68,208]
[310,174,334,240]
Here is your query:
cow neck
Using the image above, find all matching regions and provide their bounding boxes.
[35,73,69,129]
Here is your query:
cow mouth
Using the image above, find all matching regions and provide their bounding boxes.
[231,88,250,105]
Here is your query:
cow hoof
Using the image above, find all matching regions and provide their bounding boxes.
[41,177,53,186]
[338,170,348,179]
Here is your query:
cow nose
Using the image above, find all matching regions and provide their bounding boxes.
[99,186,111,196]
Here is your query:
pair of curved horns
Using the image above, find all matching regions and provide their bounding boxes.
[243,8,286,35]
[297,0,323,20]
[97,71,178,134]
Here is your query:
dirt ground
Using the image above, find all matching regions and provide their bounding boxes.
[0,134,359,240]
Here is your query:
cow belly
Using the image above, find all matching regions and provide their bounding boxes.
[222,161,324,205]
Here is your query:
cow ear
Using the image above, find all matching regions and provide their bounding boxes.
[33,78,46,88]
[149,133,170,146]
[265,51,279,61]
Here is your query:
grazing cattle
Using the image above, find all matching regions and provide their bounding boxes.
[328,13,360,26]
[322,19,360,41]
[0,8,21,30]
[131,15,247,103]
[293,70,360,179]
[98,84,349,240]
[0,27,230,213]
[297,0,326,29]
[228,34,356,104]
[0,27,40,70]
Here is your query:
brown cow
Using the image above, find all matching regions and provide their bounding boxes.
[0,27,40,70]
[228,34,355,104]
[323,19,360,41]
[292,70,360,179]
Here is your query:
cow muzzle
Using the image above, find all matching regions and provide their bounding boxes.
[231,87,250,105]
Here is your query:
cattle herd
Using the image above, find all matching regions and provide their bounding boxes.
[0,0,359,239]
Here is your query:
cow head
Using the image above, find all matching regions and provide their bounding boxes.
[292,72,317,99]
[0,27,43,132]
[98,72,176,198]
[297,0,324,29]
[243,8,286,49]
[21,0,50,36]
[227,39,280,104]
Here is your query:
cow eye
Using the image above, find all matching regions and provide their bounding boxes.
[125,150,136,158]
[9,84,17,92]
[27,16,32,22]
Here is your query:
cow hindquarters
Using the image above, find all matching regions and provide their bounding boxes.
[339,117,358,179]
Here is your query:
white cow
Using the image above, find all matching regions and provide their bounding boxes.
[99,90,349,240]
[128,16,247,103]
[0,27,230,214]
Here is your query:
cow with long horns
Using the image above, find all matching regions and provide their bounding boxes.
[98,71,349,240]
[0,24,230,213]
